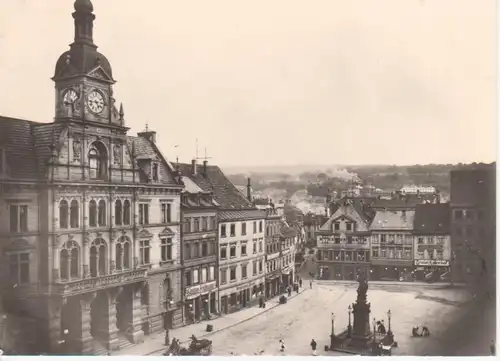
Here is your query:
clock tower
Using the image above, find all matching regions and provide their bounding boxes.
[52,0,123,127]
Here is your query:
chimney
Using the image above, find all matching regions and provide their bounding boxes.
[191,159,197,175]
[202,160,208,175]
[246,178,252,201]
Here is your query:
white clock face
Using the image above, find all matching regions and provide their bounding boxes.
[63,89,78,104]
[87,90,105,114]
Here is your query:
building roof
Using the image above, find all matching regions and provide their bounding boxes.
[218,209,266,221]
[176,162,255,210]
[413,203,450,234]
[125,136,177,185]
[370,210,415,231]
[0,116,178,185]
[0,117,65,180]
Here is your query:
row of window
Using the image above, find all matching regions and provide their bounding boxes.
[317,250,370,262]
[373,234,412,245]
[265,222,281,237]
[416,249,444,260]
[266,240,280,254]
[183,216,217,233]
[183,239,216,260]
[220,239,264,260]
[9,236,175,285]
[372,248,413,259]
[8,200,173,233]
[58,236,173,282]
[184,266,215,286]
[219,259,264,284]
[416,236,445,245]
[220,220,263,238]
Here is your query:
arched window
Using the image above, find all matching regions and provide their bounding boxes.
[123,200,131,225]
[70,200,79,228]
[59,200,69,229]
[116,236,131,271]
[88,142,108,180]
[60,240,79,280]
[98,200,106,227]
[115,200,122,226]
[89,200,97,227]
[90,238,107,277]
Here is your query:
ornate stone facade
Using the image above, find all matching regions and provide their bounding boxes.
[0,0,182,354]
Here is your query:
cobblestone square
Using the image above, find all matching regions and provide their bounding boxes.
[132,283,483,356]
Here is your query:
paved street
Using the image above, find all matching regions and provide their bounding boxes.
[120,282,480,356]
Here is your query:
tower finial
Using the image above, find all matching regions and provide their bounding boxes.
[72,0,96,46]
[74,0,93,13]
[119,103,124,120]
[145,123,149,132]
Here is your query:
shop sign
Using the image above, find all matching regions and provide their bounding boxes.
[200,281,216,294]
[414,259,449,267]
[185,285,201,300]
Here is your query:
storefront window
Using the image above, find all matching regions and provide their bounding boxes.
[333,251,341,261]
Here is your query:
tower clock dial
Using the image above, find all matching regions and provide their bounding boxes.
[63,89,78,105]
[87,90,105,114]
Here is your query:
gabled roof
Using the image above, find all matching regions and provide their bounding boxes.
[413,203,450,234]
[177,163,255,210]
[370,210,415,231]
[320,202,371,232]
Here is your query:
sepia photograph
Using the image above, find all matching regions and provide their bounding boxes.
[0,0,496,357]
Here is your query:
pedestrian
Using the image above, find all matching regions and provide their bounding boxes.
[310,280,313,289]
[490,340,495,356]
[299,279,303,288]
[310,339,317,356]
[279,339,286,352]
[288,287,292,297]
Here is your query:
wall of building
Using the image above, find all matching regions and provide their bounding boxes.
[218,218,266,313]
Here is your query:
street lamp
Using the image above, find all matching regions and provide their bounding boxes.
[373,317,376,336]
[330,313,336,350]
[347,304,352,338]
[386,309,394,344]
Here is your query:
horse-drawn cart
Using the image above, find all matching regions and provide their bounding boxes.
[164,335,212,356]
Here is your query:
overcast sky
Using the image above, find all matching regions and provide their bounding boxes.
[0,0,496,167]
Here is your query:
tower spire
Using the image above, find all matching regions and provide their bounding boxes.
[72,0,96,47]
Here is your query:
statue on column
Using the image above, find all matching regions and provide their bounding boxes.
[356,273,368,305]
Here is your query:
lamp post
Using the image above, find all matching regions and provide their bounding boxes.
[373,317,376,336]
[330,312,336,350]
[347,304,352,338]
[387,309,394,344]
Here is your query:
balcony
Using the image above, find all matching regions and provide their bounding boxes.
[55,269,148,296]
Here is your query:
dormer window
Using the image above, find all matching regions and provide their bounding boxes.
[152,163,159,181]
[88,141,108,180]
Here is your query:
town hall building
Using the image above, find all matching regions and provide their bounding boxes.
[0,0,184,355]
